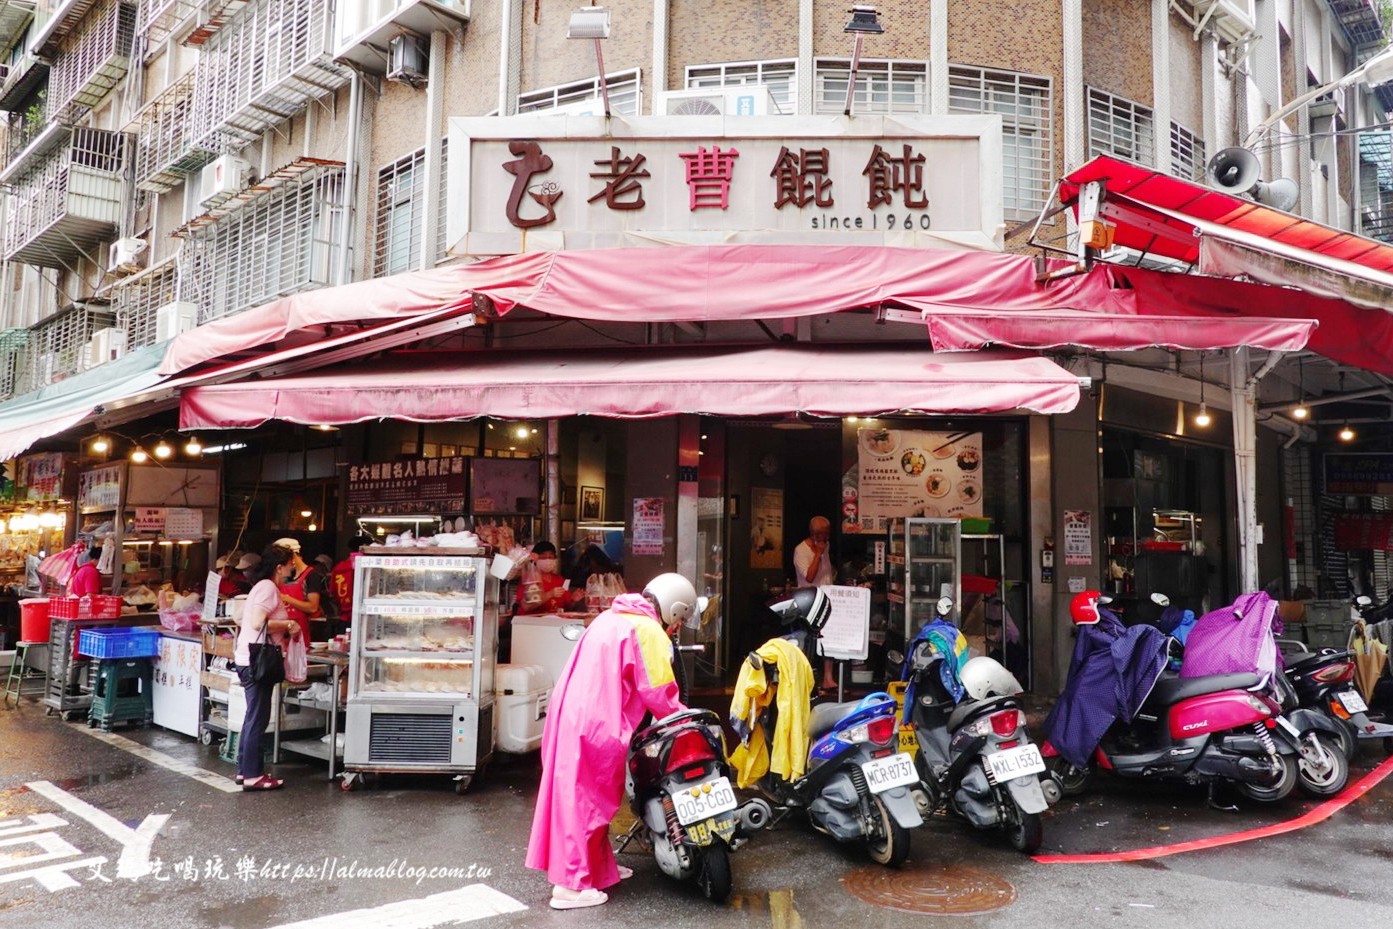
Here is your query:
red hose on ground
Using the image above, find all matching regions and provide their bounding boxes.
[1033,754,1393,864]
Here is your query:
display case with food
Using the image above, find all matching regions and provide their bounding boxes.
[343,548,499,792]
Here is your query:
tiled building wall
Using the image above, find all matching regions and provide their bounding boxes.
[668,0,799,92]
[520,0,653,94]
[1082,0,1154,106]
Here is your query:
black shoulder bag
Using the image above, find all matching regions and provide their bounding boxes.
[242,620,286,687]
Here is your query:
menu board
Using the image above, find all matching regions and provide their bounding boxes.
[346,458,468,515]
[78,465,122,510]
[844,430,983,534]
[17,453,64,501]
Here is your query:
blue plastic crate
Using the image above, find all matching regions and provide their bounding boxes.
[77,627,161,659]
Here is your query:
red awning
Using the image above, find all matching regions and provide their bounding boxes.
[178,346,1086,429]
[157,244,1316,375]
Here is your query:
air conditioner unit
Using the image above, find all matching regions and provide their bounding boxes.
[386,34,428,88]
[659,85,778,116]
[155,301,199,342]
[35,351,54,386]
[199,155,251,207]
[107,237,148,275]
[86,327,126,367]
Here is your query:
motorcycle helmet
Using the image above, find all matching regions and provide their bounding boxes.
[771,586,832,635]
[959,656,1025,700]
[642,573,698,629]
[1070,589,1104,626]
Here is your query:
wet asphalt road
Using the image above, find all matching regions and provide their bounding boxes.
[1,698,1391,929]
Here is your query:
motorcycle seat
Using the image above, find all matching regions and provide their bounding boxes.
[808,701,862,740]
[1147,671,1264,707]
[947,694,1019,732]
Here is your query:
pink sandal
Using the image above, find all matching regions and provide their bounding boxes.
[241,775,284,791]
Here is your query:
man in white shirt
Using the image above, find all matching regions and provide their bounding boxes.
[793,516,837,690]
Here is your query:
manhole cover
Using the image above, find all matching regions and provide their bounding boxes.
[843,862,1016,915]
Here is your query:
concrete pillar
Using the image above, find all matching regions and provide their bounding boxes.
[929,0,948,115]
[797,0,813,115]
[1063,0,1086,170]
[1230,348,1260,593]
[1049,391,1101,693]
[1152,0,1172,173]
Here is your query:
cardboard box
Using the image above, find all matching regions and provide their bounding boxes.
[202,624,236,658]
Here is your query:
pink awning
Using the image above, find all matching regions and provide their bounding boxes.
[178,346,1085,429]
[158,245,1318,377]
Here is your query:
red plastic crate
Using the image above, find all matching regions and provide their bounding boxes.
[50,595,123,620]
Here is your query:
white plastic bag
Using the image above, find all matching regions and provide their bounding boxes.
[284,636,308,684]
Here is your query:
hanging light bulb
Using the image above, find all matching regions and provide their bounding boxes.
[1291,404,1309,420]
[300,509,313,518]
[1194,404,1212,428]
[91,435,110,454]
[154,441,173,460]
[1291,355,1309,421]
[307,522,318,532]
[131,447,149,463]
[184,436,203,456]
[1339,423,1356,442]
[514,425,530,440]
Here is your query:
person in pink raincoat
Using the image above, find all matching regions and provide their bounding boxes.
[526,573,699,910]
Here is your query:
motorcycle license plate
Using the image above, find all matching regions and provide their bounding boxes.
[673,776,738,826]
[861,753,919,793]
[1337,690,1369,714]
[985,744,1046,783]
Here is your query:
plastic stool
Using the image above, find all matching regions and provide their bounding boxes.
[3,642,48,707]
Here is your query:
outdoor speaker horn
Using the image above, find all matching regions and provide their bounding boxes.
[1206,147,1261,194]
[1253,177,1299,212]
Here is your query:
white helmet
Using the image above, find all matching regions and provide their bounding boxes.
[958,656,1024,701]
[642,573,698,628]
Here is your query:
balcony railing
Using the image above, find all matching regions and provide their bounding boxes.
[46,0,135,113]
[189,0,347,152]
[11,304,113,393]
[3,125,128,268]
[131,70,213,191]
[0,326,27,400]
[0,1,36,57]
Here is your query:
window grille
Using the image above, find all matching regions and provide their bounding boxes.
[177,164,344,324]
[1087,88,1155,163]
[1359,131,1393,243]
[436,136,450,265]
[105,256,178,349]
[814,59,925,115]
[189,0,348,153]
[375,147,426,277]
[517,68,640,116]
[0,327,27,400]
[133,71,216,192]
[1170,121,1205,181]
[15,305,112,392]
[47,0,137,115]
[137,0,196,45]
[949,65,1053,222]
[686,59,796,114]
[4,127,128,268]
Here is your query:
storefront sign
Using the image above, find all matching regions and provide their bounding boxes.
[1324,453,1393,495]
[470,458,541,514]
[165,508,204,540]
[749,488,784,569]
[632,497,666,555]
[77,465,121,510]
[17,453,64,501]
[1333,513,1393,551]
[152,635,202,738]
[447,115,1002,254]
[134,507,166,533]
[347,458,468,516]
[1064,510,1093,566]
[818,585,871,662]
[846,429,983,534]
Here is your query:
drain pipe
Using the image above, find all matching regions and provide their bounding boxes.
[336,70,364,286]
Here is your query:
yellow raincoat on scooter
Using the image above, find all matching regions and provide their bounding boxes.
[729,637,814,787]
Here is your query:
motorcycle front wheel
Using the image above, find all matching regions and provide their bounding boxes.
[695,842,731,903]
[1296,733,1350,798]
[865,796,911,868]
[1238,754,1298,803]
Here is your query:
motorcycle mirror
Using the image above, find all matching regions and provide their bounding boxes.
[886,649,905,666]
[560,622,586,641]
[1150,592,1171,607]
[936,596,954,617]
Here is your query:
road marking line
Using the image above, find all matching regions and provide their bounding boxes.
[264,884,528,929]
[65,722,239,793]
[26,781,168,879]
[1034,754,1393,864]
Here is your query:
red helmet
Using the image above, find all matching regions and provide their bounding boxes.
[1070,590,1103,625]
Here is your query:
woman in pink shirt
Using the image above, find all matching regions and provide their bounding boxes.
[235,543,301,791]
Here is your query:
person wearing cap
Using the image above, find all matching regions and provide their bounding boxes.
[218,554,251,598]
[237,552,261,585]
[273,538,322,646]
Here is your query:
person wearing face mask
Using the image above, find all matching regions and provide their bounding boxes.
[234,544,302,791]
[516,541,568,615]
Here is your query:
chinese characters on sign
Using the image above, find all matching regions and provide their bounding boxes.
[632,497,665,556]
[78,465,121,510]
[18,452,64,501]
[1064,510,1093,566]
[346,458,468,516]
[498,140,933,226]
[844,429,984,534]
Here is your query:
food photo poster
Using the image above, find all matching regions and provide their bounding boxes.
[843,429,984,533]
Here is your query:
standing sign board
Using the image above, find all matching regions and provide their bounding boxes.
[817,585,872,662]
[152,635,202,738]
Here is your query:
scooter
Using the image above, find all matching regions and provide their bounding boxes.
[891,601,1057,854]
[1280,624,1393,759]
[618,643,771,902]
[747,587,922,866]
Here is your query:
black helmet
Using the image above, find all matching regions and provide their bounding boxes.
[772,586,832,634]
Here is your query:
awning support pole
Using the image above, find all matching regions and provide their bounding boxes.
[545,419,561,547]
[1232,347,1281,593]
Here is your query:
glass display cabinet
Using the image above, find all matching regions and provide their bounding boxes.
[344,548,499,792]
[903,518,962,640]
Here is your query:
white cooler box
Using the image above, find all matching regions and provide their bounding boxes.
[510,614,584,686]
[495,663,552,753]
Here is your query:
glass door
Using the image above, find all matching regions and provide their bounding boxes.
[904,517,961,639]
